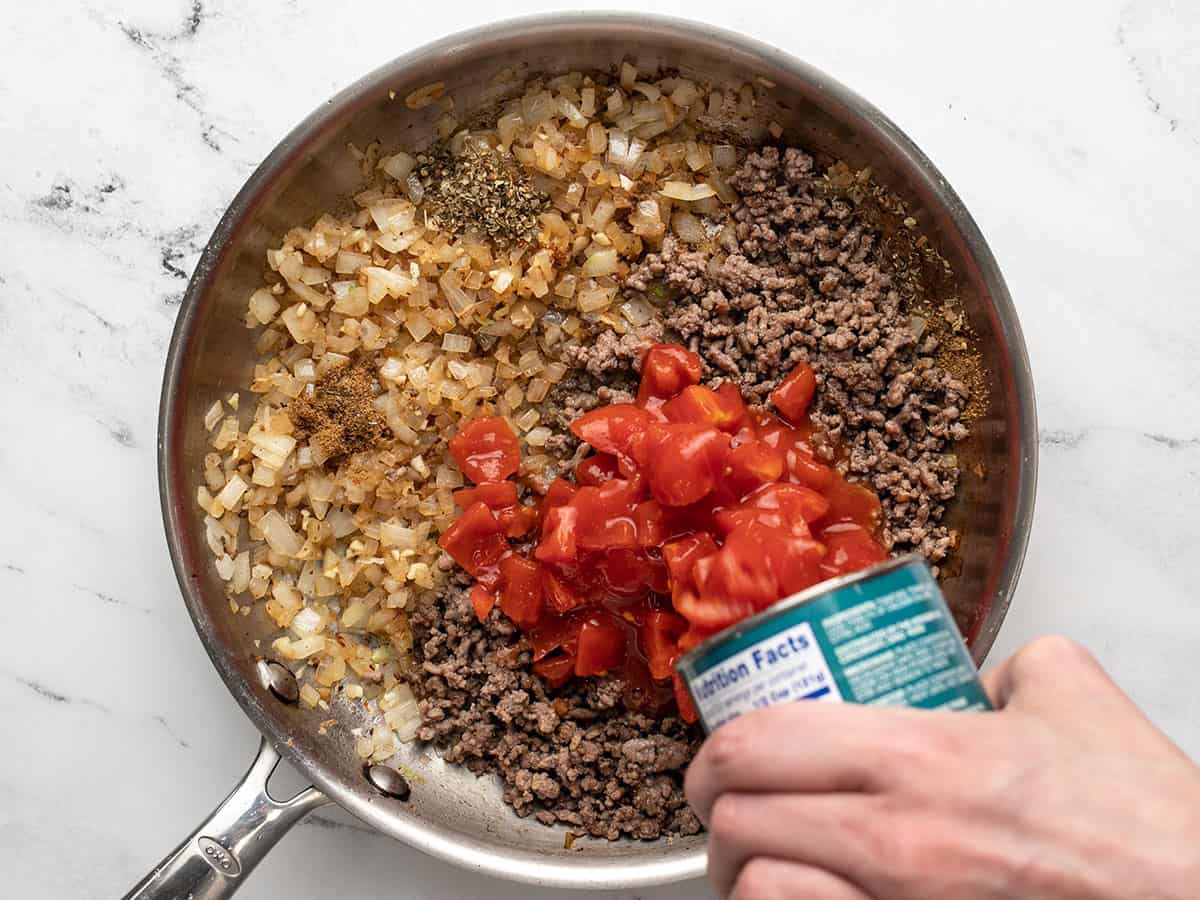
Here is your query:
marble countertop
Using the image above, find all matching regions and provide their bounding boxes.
[3,1,1198,896]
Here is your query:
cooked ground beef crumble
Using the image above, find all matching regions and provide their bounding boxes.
[411,571,702,840]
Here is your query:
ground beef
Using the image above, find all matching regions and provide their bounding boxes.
[566,320,663,381]
[411,572,703,841]
[621,147,970,562]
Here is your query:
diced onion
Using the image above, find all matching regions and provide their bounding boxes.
[368,200,417,234]
[405,311,433,341]
[259,509,303,556]
[216,474,248,509]
[620,62,637,89]
[215,554,235,581]
[660,181,718,201]
[526,426,552,447]
[204,400,224,432]
[248,288,280,324]
[335,250,371,274]
[291,607,324,636]
[363,266,416,303]
[620,298,656,326]
[287,635,327,659]
[380,151,415,182]
[380,521,420,549]
[581,248,619,277]
[405,81,444,110]
[248,426,296,469]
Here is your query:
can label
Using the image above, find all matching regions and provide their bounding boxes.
[678,556,991,733]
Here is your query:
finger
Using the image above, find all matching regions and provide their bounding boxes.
[729,857,875,900]
[707,792,880,897]
[686,702,957,825]
[983,635,1114,711]
[981,636,1186,757]
[686,704,907,825]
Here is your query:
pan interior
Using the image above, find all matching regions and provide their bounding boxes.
[161,14,1033,888]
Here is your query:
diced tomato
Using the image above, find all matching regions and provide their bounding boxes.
[535,505,578,563]
[662,386,711,425]
[575,453,621,486]
[452,481,519,510]
[495,503,539,538]
[820,523,889,577]
[572,478,640,550]
[758,527,827,597]
[543,568,586,613]
[692,526,781,617]
[530,614,580,661]
[714,490,820,539]
[596,548,668,597]
[673,673,699,724]
[575,615,627,676]
[662,383,748,434]
[820,477,882,529]
[633,500,672,547]
[788,450,835,492]
[542,477,576,510]
[640,610,687,680]
[449,416,521,483]
[571,404,654,459]
[671,584,741,632]
[534,652,576,688]
[714,383,751,432]
[470,585,496,623]
[663,533,719,587]
[499,555,544,629]
[638,344,704,405]
[636,423,730,507]
[685,521,826,627]
[725,440,786,496]
[771,362,817,424]
[437,502,509,577]
[748,483,830,530]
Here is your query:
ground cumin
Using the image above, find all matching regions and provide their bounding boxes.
[290,356,389,461]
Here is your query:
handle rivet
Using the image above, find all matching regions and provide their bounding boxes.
[255,659,299,704]
[365,765,411,800]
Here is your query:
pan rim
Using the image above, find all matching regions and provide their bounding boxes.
[158,10,1037,889]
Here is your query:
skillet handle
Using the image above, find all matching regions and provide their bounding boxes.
[122,737,330,900]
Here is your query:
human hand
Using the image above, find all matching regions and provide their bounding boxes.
[685,636,1200,899]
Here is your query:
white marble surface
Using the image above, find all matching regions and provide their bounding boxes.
[2,0,1199,896]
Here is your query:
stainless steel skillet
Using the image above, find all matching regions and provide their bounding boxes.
[129,13,1038,899]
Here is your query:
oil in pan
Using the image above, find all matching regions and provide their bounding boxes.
[675,554,992,733]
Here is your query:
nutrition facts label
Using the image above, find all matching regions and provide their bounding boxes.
[688,621,844,730]
[682,560,991,732]
[823,582,987,708]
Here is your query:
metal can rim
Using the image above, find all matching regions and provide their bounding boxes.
[675,552,929,675]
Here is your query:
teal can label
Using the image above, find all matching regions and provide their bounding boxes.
[675,554,991,733]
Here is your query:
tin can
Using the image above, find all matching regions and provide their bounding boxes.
[675,554,992,733]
